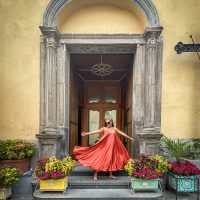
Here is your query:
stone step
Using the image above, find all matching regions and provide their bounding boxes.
[71,165,128,176]
[31,172,129,192]
[69,176,130,189]
[33,189,163,200]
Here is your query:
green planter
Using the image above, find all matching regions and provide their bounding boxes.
[168,173,198,192]
[130,178,161,193]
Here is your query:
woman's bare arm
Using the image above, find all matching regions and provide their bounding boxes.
[115,128,134,141]
[81,127,105,136]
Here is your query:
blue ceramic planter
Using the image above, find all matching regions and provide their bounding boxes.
[168,173,198,192]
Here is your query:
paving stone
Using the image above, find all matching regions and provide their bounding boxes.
[10,190,199,200]
[33,188,163,199]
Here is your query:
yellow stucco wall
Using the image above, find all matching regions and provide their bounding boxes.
[59,5,144,34]
[0,0,50,140]
[0,0,199,140]
[152,0,200,138]
[58,0,146,33]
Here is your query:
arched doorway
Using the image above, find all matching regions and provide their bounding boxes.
[36,0,163,159]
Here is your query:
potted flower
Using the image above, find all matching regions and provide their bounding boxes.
[0,165,22,199]
[124,154,170,193]
[183,139,200,160]
[160,136,199,163]
[0,139,36,173]
[160,136,200,192]
[35,156,76,191]
[167,161,200,192]
[180,139,200,170]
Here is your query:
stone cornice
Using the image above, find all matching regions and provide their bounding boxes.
[143,27,163,41]
[39,26,60,41]
[143,26,163,47]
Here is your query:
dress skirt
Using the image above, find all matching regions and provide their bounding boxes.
[73,131,130,172]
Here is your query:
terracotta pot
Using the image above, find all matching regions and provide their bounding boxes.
[0,159,30,173]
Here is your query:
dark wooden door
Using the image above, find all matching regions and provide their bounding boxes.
[81,82,121,146]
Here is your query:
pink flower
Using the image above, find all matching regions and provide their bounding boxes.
[169,161,200,176]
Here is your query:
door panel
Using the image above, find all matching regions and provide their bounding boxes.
[88,110,100,146]
[82,82,122,146]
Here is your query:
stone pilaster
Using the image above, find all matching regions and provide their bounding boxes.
[45,36,58,128]
[39,26,60,130]
[39,35,46,129]
[56,43,70,156]
[56,43,66,128]
[132,43,146,157]
[37,27,63,158]
[137,27,163,155]
[143,27,163,129]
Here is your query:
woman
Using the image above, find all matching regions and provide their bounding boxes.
[73,116,134,181]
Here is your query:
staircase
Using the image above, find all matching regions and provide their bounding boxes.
[33,164,163,200]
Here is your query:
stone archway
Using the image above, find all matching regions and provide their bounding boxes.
[36,0,163,159]
[43,0,160,27]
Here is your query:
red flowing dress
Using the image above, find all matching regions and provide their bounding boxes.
[73,129,130,172]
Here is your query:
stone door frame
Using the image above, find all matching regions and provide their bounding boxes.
[36,0,163,159]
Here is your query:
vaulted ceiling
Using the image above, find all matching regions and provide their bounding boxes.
[70,54,134,81]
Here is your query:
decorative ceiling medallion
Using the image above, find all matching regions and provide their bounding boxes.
[91,55,113,78]
[91,63,113,77]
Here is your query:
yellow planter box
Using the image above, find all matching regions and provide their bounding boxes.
[39,177,68,191]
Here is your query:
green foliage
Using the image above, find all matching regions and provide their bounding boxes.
[0,165,22,188]
[0,140,35,160]
[160,136,200,162]
[184,140,200,159]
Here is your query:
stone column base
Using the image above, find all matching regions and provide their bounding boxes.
[36,128,63,159]
[137,128,163,155]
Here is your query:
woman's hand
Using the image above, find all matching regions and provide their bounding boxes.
[81,132,87,136]
[130,137,134,141]
[81,128,104,137]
